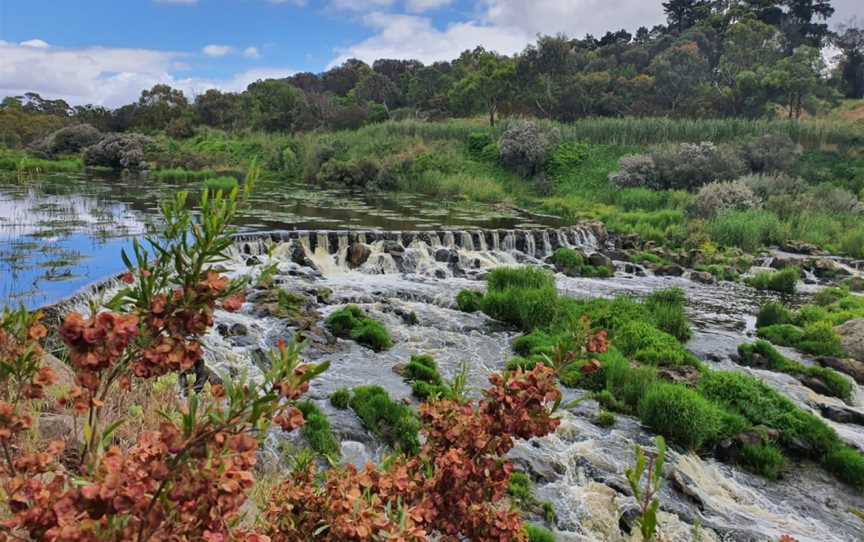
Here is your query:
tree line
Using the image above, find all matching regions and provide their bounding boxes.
[1,0,862,147]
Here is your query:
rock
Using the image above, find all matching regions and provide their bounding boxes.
[37,413,77,443]
[391,363,407,376]
[245,256,262,266]
[588,253,613,268]
[346,243,371,268]
[837,319,864,362]
[819,404,864,426]
[841,276,864,292]
[781,240,822,256]
[217,322,248,337]
[619,234,641,250]
[811,258,852,279]
[770,255,799,270]
[623,263,645,276]
[381,240,404,256]
[817,356,864,384]
[42,353,76,390]
[716,427,781,463]
[798,375,835,397]
[434,248,457,263]
[657,366,701,386]
[290,242,315,268]
[689,271,715,284]
[654,264,685,277]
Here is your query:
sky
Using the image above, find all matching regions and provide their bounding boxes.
[0,0,862,108]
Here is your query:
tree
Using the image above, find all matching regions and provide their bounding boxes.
[834,21,864,99]
[322,59,371,96]
[354,72,402,108]
[449,51,516,126]
[650,41,711,114]
[717,17,783,116]
[781,0,835,49]
[765,45,830,119]
[135,84,189,131]
[663,0,714,33]
[195,89,242,129]
[244,79,304,132]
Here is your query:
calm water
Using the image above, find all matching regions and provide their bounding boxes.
[0,172,557,309]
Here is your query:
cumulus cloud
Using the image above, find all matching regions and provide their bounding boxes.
[0,41,292,107]
[329,0,667,67]
[329,12,527,67]
[243,46,261,59]
[20,39,50,48]
[202,44,233,57]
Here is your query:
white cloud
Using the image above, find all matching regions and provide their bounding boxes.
[330,0,668,67]
[329,12,527,67]
[329,0,396,11]
[0,41,292,107]
[405,0,453,12]
[202,44,233,57]
[20,39,51,49]
[243,46,261,59]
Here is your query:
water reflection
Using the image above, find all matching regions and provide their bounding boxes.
[0,172,558,308]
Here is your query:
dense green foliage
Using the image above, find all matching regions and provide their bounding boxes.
[738,444,786,480]
[402,355,451,400]
[737,341,852,400]
[348,385,421,455]
[746,267,800,293]
[456,290,484,313]
[296,400,341,459]
[325,305,393,352]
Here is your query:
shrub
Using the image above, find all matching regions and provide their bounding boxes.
[547,141,590,176]
[525,524,556,542]
[203,176,239,193]
[549,248,612,278]
[609,154,658,189]
[297,400,341,458]
[404,354,451,400]
[325,305,393,351]
[746,267,799,294]
[330,388,351,409]
[738,341,852,401]
[468,132,493,155]
[615,321,698,367]
[639,383,743,450]
[165,116,196,139]
[594,410,616,427]
[644,288,691,343]
[82,133,151,170]
[823,446,864,489]
[507,471,533,503]
[499,121,560,178]
[690,180,760,219]
[481,287,561,331]
[742,134,802,173]
[756,302,793,328]
[30,123,102,157]
[600,349,657,412]
[651,142,747,191]
[738,444,786,480]
[316,158,380,187]
[349,385,421,454]
[698,371,838,457]
[742,173,807,200]
[456,290,484,313]
[486,267,555,292]
[707,209,788,252]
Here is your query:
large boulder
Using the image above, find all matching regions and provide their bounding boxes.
[346,243,371,268]
[654,264,685,277]
[837,319,864,362]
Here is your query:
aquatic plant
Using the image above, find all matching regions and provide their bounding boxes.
[403,354,451,400]
[626,436,666,542]
[746,267,799,294]
[525,524,556,542]
[330,388,351,409]
[738,443,786,480]
[296,400,341,459]
[203,175,239,193]
[349,385,421,454]
[738,341,852,400]
[456,289,484,313]
[325,305,392,351]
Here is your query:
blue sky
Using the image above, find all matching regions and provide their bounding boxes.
[1,0,861,107]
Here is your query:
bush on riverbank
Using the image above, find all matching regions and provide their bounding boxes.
[747,267,799,294]
[738,341,852,401]
[296,400,341,459]
[349,385,421,454]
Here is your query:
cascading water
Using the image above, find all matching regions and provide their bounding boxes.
[52,224,864,541]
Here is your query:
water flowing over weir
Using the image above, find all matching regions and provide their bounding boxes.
[48,224,864,541]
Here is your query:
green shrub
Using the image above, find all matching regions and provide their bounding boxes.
[326,305,393,351]
[349,386,420,455]
[330,388,351,409]
[403,354,451,400]
[350,320,393,352]
[698,371,838,457]
[756,302,793,328]
[600,349,657,412]
[512,331,559,357]
[707,210,788,252]
[738,444,785,480]
[651,142,747,191]
[456,290,484,313]
[507,471,533,503]
[797,321,845,357]
[823,446,864,489]
[547,141,590,176]
[746,267,799,294]
[468,132,493,155]
[203,176,239,193]
[525,524,556,542]
[486,267,555,292]
[296,400,340,459]
[615,321,699,367]
[480,286,561,331]
[640,383,745,450]
[644,288,691,343]
[594,411,616,427]
[549,248,584,274]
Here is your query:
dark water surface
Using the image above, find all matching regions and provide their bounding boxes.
[0,172,558,309]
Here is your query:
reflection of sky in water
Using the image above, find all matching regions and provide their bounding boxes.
[1,173,559,309]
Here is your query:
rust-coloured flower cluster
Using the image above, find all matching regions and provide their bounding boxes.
[258,364,562,542]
